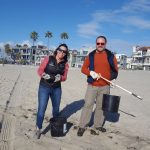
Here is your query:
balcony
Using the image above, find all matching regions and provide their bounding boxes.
[132,54,142,58]
[131,62,143,66]
[143,53,150,57]
[143,62,150,66]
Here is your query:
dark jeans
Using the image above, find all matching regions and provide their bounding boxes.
[36,84,62,129]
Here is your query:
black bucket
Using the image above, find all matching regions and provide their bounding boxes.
[104,112,120,122]
[102,94,120,113]
[50,117,67,137]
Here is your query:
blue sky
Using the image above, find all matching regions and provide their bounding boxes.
[0,0,150,56]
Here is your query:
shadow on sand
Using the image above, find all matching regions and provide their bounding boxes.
[42,99,85,136]
[59,99,84,118]
[41,99,135,136]
[0,122,2,132]
[89,109,135,128]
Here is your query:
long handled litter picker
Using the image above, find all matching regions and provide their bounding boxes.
[100,76,143,100]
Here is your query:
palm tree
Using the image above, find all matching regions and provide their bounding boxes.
[16,52,21,63]
[4,44,12,56]
[30,31,38,64]
[60,32,69,43]
[45,31,53,50]
[16,44,22,48]
[30,31,38,46]
[23,44,29,48]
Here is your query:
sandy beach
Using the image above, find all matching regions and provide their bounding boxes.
[0,64,150,150]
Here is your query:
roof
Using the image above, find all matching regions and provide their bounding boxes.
[137,46,150,51]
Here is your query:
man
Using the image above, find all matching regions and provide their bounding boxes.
[77,36,118,136]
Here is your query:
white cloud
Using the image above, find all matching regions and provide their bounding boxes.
[124,16,150,29]
[121,0,150,13]
[0,40,47,49]
[77,22,99,38]
[36,41,44,46]
[20,40,46,47]
[0,41,15,48]
[0,42,5,49]
[92,11,115,22]
[107,38,150,56]
[122,29,133,33]
[20,40,32,47]
[77,0,150,38]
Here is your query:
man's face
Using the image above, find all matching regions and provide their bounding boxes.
[96,38,106,52]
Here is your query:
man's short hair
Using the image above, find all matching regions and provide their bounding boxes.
[96,36,107,43]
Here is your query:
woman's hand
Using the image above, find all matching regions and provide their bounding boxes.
[54,74,61,82]
[42,72,50,79]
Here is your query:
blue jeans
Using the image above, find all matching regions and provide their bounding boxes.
[36,84,62,129]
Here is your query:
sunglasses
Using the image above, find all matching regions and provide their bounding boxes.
[58,48,67,54]
[96,42,105,46]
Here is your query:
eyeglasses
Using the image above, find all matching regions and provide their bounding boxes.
[96,42,105,46]
[58,48,67,54]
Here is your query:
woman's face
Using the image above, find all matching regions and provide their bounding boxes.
[56,46,67,59]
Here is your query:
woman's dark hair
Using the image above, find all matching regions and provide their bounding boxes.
[54,43,70,63]
[96,35,107,43]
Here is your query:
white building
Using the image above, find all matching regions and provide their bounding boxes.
[0,49,3,59]
[115,54,127,69]
[35,47,53,65]
[131,46,150,70]
[69,47,95,68]
[126,57,132,69]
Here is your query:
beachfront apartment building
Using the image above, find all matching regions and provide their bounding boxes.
[6,44,150,71]
[12,45,31,64]
[69,47,93,68]
[115,54,127,69]
[12,45,53,65]
[34,46,53,65]
[126,57,132,69]
[131,46,150,70]
[68,50,79,67]
[69,47,128,69]
[0,49,3,59]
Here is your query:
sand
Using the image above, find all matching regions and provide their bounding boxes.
[0,64,150,150]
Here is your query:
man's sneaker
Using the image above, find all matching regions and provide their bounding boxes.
[77,128,85,136]
[96,127,106,132]
[34,129,41,139]
[90,128,99,135]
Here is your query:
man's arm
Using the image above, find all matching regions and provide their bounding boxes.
[113,56,118,72]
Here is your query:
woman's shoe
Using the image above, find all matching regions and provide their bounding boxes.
[34,129,41,139]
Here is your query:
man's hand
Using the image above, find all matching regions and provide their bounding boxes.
[42,72,50,79]
[96,73,101,80]
[110,79,116,88]
[90,71,99,79]
[54,74,61,82]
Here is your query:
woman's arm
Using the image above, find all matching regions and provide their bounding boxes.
[61,63,69,81]
[37,56,49,77]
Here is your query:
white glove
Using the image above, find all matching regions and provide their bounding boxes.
[42,72,50,79]
[54,74,61,82]
[90,71,99,79]
[96,73,101,80]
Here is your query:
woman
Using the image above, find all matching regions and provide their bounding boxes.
[35,43,69,139]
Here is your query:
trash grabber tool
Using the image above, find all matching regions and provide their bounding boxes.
[100,76,143,100]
